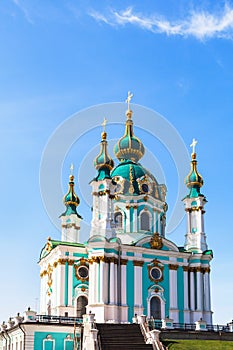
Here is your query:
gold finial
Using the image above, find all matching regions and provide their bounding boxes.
[125,91,133,111]
[190,138,198,155]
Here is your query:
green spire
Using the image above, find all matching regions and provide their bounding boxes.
[61,166,81,217]
[185,139,204,198]
[94,120,114,180]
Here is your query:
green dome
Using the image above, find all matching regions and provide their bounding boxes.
[94,131,114,170]
[61,175,81,217]
[114,110,145,163]
[185,153,203,198]
[185,153,203,188]
[111,159,164,199]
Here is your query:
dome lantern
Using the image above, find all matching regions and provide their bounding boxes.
[114,91,145,163]
[185,139,204,198]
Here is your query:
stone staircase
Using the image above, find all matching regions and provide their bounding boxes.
[96,323,154,350]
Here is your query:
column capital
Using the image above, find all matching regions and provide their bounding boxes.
[133,260,144,267]
[182,265,189,272]
[169,264,179,271]
[120,258,128,265]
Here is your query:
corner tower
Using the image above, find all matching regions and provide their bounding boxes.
[183,139,208,253]
[90,119,116,239]
[60,165,82,242]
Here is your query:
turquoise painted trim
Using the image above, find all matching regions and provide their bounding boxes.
[177,258,183,263]
[73,253,88,258]
[64,262,68,306]
[177,266,184,323]
[189,259,201,264]
[142,254,169,261]
[105,248,118,254]
[161,264,169,317]
[126,252,134,257]
[130,206,134,232]
[156,211,158,232]
[127,260,134,322]
[34,331,78,350]
[65,252,69,256]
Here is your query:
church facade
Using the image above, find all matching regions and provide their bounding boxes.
[39,98,213,326]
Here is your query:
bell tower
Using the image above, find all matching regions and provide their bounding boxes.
[90,119,116,239]
[183,139,208,253]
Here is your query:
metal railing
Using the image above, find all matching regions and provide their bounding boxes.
[147,319,231,333]
[36,314,83,324]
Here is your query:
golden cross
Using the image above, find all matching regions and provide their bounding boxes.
[190,138,198,154]
[70,163,74,175]
[125,91,133,110]
[101,117,107,132]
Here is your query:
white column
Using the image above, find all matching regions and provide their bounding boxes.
[121,260,127,305]
[99,258,105,304]
[133,206,137,232]
[88,260,94,305]
[93,260,99,304]
[126,205,130,232]
[57,263,65,307]
[169,264,179,322]
[39,273,46,314]
[196,268,203,311]
[186,210,191,233]
[114,261,118,305]
[183,267,189,310]
[68,263,73,306]
[190,268,195,311]
[169,265,178,308]
[204,268,211,311]
[134,263,143,307]
[109,258,115,304]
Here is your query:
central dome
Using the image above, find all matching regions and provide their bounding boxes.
[111,159,164,199]
[114,110,145,163]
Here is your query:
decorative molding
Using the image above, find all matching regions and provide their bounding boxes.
[182,266,189,272]
[133,260,144,267]
[148,259,164,283]
[150,232,163,250]
[169,264,179,271]
[120,258,128,265]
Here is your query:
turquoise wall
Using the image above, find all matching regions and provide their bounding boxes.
[34,332,80,350]
[127,260,134,321]
[177,266,184,323]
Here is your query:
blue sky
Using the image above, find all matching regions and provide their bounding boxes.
[0,0,233,324]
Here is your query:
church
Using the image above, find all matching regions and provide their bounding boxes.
[40,93,213,325]
[0,93,213,349]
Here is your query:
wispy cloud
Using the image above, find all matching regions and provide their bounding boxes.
[12,0,34,24]
[89,4,233,40]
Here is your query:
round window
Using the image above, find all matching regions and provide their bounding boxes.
[150,267,162,281]
[77,266,89,279]
[142,183,149,193]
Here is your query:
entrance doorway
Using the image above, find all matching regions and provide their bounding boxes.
[150,296,161,319]
[76,296,88,318]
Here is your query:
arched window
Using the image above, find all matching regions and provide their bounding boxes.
[76,296,88,318]
[140,211,150,231]
[150,296,161,320]
[115,212,123,229]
